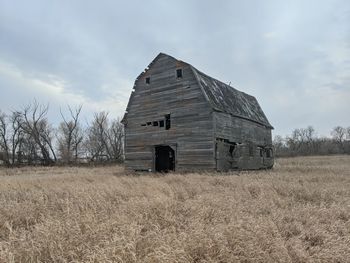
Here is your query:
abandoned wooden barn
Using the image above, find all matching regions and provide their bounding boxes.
[122,53,274,172]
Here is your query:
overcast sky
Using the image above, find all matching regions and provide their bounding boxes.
[0,0,349,137]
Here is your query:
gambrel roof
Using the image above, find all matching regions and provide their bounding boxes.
[190,66,273,129]
[123,53,273,129]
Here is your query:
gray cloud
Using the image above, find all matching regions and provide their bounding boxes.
[0,0,349,136]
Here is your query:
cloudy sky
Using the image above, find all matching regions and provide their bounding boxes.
[0,0,349,137]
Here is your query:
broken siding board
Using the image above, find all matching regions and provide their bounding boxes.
[213,111,273,170]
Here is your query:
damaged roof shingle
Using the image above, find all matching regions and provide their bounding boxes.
[191,66,273,129]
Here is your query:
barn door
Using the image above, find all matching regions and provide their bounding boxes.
[155,145,175,172]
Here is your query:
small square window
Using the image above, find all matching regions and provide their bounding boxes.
[176,69,183,78]
[145,77,150,84]
[159,120,164,127]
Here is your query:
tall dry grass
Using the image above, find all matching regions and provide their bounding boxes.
[0,156,350,262]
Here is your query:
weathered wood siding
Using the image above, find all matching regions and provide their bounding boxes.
[124,54,215,171]
[214,112,272,145]
[213,111,273,170]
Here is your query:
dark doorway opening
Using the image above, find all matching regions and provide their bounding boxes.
[155,145,175,172]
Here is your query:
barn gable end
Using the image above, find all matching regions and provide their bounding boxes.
[123,53,215,171]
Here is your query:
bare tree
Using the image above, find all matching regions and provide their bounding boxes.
[286,129,301,155]
[19,101,56,165]
[84,112,124,163]
[331,126,346,153]
[105,118,124,162]
[85,112,109,161]
[20,132,39,165]
[305,126,316,142]
[284,126,317,156]
[331,126,346,142]
[0,111,10,166]
[57,105,83,163]
[9,111,24,165]
[304,126,316,154]
[347,127,350,141]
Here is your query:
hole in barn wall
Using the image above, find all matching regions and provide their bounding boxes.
[229,145,236,157]
[165,114,171,130]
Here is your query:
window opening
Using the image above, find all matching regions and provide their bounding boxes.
[266,148,271,158]
[152,121,158,126]
[159,120,164,127]
[165,114,171,130]
[146,122,151,126]
[141,124,147,127]
[176,68,183,78]
[145,77,150,84]
[229,145,235,157]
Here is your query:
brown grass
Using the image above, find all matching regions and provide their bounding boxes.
[1,155,350,262]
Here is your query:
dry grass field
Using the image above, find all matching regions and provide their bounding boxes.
[0,156,350,262]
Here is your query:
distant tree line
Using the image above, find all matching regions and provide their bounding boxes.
[0,101,124,167]
[1,101,348,165]
[273,126,350,157]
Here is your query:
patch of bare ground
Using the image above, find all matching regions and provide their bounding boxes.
[0,155,350,262]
